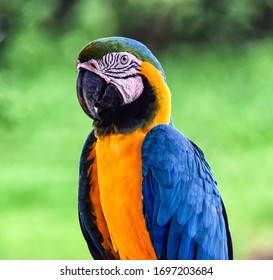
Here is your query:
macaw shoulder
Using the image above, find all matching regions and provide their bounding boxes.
[142,124,216,186]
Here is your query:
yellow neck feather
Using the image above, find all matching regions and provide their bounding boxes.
[140,61,171,131]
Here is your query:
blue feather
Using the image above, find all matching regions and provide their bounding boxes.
[166,215,183,259]
[177,226,192,259]
[141,124,232,259]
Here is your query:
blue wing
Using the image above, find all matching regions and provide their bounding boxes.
[142,124,233,260]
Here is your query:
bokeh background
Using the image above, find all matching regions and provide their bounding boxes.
[1,0,273,259]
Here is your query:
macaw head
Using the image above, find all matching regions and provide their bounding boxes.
[76,37,171,136]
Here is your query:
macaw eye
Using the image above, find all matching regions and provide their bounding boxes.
[120,55,129,64]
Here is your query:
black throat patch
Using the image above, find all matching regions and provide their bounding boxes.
[94,75,158,136]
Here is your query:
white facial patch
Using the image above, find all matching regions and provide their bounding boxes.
[77,52,144,104]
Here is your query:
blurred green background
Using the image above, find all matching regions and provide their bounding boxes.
[1,0,273,259]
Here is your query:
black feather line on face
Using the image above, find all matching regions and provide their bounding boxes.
[94,75,158,136]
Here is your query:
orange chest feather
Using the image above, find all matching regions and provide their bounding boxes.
[95,131,157,260]
[91,62,171,259]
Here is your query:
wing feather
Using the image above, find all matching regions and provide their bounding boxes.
[142,124,233,260]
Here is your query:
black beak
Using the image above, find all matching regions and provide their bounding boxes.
[77,69,104,121]
[77,69,123,121]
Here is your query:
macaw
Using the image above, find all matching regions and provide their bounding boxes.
[76,37,233,260]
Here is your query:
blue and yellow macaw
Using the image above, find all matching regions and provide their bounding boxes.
[76,37,233,260]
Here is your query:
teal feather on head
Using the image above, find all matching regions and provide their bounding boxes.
[78,36,166,81]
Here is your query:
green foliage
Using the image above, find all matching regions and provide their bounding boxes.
[1,0,273,54]
[107,0,273,47]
